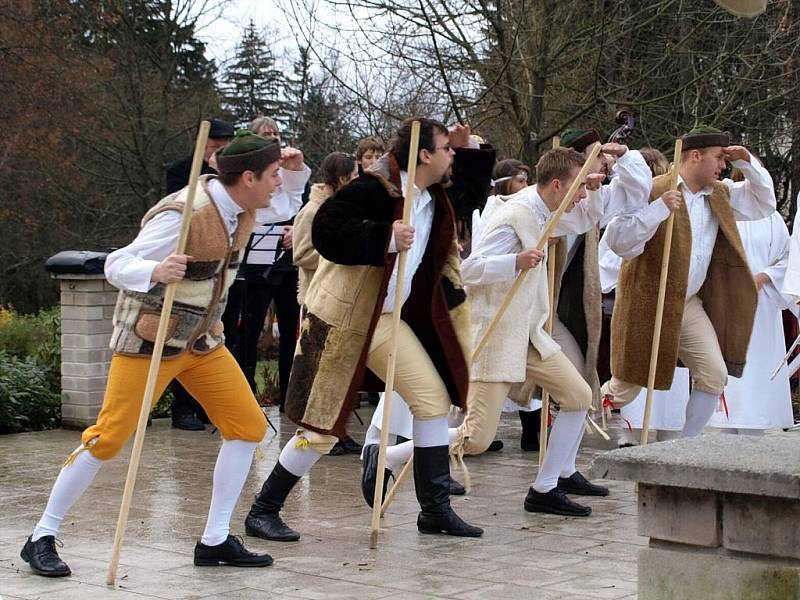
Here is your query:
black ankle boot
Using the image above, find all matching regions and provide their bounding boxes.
[361,444,393,508]
[414,445,483,537]
[244,462,301,542]
[519,409,541,451]
[194,535,273,567]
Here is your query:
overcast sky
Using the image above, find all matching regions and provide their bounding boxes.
[195,0,295,66]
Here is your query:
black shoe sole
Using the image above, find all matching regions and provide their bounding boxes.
[244,525,300,542]
[417,525,483,537]
[559,486,609,497]
[194,557,273,567]
[524,501,591,517]
[20,548,72,577]
[520,443,540,452]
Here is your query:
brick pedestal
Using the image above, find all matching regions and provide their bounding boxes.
[55,273,118,428]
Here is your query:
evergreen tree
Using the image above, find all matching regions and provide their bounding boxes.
[296,78,354,170]
[221,20,288,128]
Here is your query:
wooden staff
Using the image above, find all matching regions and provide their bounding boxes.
[539,243,557,467]
[538,136,561,466]
[106,121,210,586]
[640,138,683,446]
[380,452,414,516]
[471,142,602,363]
[370,120,421,549]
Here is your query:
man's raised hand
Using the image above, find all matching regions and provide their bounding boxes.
[723,146,750,163]
[448,123,471,149]
[281,147,305,171]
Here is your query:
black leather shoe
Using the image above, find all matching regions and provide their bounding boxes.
[414,445,483,537]
[172,412,205,431]
[524,487,591,517]
[449,477,465,496]
[194,535,272,567]
[558,471,609,497]
[328,441,346,456]
[487,440,504,452]
[361,444,393,508]
[20,535,71,577]
[245,462,301,542]
[341,435,363,454]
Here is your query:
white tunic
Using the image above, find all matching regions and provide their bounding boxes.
[709,212,795,430]
[781,194,800,301]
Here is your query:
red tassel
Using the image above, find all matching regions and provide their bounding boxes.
[720,392,729,419]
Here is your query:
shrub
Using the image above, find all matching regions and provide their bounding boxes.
[0,307,62,433]
[0,351,61,434]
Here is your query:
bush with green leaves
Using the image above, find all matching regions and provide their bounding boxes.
[0,351,61,434]
[0,306,62,433]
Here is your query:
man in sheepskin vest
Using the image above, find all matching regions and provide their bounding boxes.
[602,127,775,437]
[458,147,612,517]
[21,131,291,577]
[243,117,496,542]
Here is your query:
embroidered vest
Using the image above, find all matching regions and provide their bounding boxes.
[109,176,255,358]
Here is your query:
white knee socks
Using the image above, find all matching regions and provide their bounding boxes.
[32,447,104,541]
[559,413,587,478]
[682,390,718,437]
[363,424,381,447]
[278,434,324,477]
[412,417,449,447]
[201,440,257,547]
[370,426,458,472]
[533,410,587,493]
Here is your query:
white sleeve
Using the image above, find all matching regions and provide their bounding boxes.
[461,225,520,285]
[254,164,311,224]
[599,149,653,227]
[723,157,776,221]
[104,211,182,292]
[551,189,604,236]
[603,198,672,260]
[760,213,792,310]
[781,207,800,303]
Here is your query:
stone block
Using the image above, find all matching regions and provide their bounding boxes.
[638,484,720,547]
[61,362,110,377]
[61,403,101,429]
[60,319,113,335]
[60,277,110,292]
[60,291,118,306]
[62,389,106,406]
[61,348,111,364]
[61,305,107,321]
[61,333,112,349]
[638,545,800,600]
[590,433,800,500]
[61,376,108,392]
[723,493,800,560]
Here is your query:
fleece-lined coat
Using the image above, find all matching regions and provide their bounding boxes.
[611,174,758,389]
[285,147,495,438]
[292,183,332,304]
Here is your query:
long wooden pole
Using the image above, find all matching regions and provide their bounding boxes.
[640,138,683,446]
[370,120,421,549]
[380,452,414,516]
[471,142,602,364]
[106,121,210,586]
[538,136,561,466]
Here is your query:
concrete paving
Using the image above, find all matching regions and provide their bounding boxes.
[0,408,639,599]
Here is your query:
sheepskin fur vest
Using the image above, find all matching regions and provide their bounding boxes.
[109,176,255,358]
[611,173,757,388]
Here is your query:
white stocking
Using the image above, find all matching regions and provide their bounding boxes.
[201,440,256,546]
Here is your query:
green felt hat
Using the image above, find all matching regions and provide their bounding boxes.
[560,128,601,152]
[216,130,281,174]
[681,126,731,150]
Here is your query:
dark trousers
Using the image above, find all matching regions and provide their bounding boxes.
[221,272,300,408]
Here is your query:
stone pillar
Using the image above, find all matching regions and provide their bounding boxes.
[590,433,800,600]
[55,273,118,429]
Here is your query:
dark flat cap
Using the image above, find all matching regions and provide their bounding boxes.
[208,118,236,140]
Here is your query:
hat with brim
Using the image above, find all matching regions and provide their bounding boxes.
[680,126,731,151]
[216,130,281,175]
[560,129,601,152]
[208,118,235,140]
